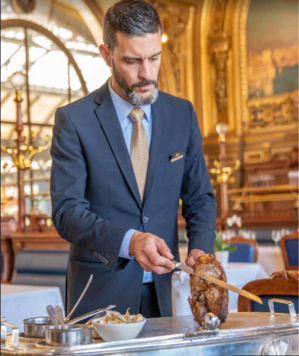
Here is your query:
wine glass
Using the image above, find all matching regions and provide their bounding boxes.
[221,231,228,241]
[243,230,249,239]
[271,230,281,247]
[250,231,256,240]
[280,229,286,238]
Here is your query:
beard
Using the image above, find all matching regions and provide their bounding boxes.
[112,60,159,106]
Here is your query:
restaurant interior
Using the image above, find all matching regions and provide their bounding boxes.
[1,0,299,353]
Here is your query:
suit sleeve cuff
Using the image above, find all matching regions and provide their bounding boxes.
[119,229,136,259]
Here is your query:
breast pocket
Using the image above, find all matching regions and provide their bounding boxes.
[168,151,185,172]
[156,153,185,191]
[169,150,184,163]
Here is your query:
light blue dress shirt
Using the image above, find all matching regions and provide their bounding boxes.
[108,81,153,283]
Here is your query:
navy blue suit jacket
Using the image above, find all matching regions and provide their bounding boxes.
[50,81,216,317]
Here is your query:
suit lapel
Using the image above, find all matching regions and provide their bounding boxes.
[143,97,164,207]
[94,84,142,209]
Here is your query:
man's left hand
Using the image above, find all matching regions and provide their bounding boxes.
[185,249,206,268]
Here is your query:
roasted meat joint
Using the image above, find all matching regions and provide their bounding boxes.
[188,254,228,325]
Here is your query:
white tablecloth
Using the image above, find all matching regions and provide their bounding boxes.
[1,284,64,331]
[257,246,285,276]
[172,262,269,316]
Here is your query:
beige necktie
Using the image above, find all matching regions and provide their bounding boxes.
[129,107,149,202]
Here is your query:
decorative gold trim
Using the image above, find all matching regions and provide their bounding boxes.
[224,0,250,136]
[181,5,195,102]
[161,45,177,95]
[229,185,299,194]
[228,0,298,135]
[230,193,296,203]
[248,91,298,129]
[192,1,204,131]
[238,0,250,133]
[152,0,192,98]
[207,0,230,123]
[208,30,230,121]
[200,0,217,137]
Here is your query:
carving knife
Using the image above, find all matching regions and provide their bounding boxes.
[174,261,263,305]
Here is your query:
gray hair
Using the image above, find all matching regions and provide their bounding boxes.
[103,0,163,51]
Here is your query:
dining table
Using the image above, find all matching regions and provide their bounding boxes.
[171,262,269,316]
[1,283,64,331]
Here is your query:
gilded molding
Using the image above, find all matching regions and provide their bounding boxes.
[232,0,298,134]
[151,0,192,98]
[160,45,177,95]
[200,0,217,137]
[210,0,230,121]
[248,91,299,129]
[206,0,230,124]
[238,0,250,133]
[209,31,230,119]
[179,6,194,102]
[212,0,227,32]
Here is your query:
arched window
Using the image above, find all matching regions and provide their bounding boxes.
[1,12,110,218]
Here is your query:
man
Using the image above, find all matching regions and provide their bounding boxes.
[50,0,216,319]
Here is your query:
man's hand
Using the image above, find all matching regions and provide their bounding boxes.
[129,231,175,274]
[185,249,206,268]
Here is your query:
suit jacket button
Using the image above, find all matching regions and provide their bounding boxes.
[143,216,149,223]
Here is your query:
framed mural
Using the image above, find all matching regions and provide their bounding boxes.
[246,0,298,130]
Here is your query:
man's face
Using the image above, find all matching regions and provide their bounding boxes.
[107,32,162,105]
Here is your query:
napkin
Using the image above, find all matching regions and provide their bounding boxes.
[171,271,192,316]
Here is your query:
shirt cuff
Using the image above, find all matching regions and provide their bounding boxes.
[119,229,136,259]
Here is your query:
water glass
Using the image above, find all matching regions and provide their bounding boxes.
[271,230,281,247]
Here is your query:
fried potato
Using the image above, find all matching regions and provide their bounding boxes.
[97,309,145,324]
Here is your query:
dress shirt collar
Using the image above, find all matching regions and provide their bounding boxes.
[108,79,151,124]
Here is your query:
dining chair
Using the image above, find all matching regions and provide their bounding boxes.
[238,271,299,313]
[12,249,68,303]
[279,231,299,270]
[228,236,258,263]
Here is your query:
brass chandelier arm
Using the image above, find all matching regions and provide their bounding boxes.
[1,142,51,170]
[209,159,240,184]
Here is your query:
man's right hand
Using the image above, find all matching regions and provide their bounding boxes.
[129,231,175,274]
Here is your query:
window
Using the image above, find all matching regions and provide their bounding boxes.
[1,10,110,219]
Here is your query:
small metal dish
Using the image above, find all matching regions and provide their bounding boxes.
[23,317,52,338]
[43,324,92,346]
[22,305,115,340]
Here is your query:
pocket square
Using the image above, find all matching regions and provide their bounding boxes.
[170,150,184,163]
